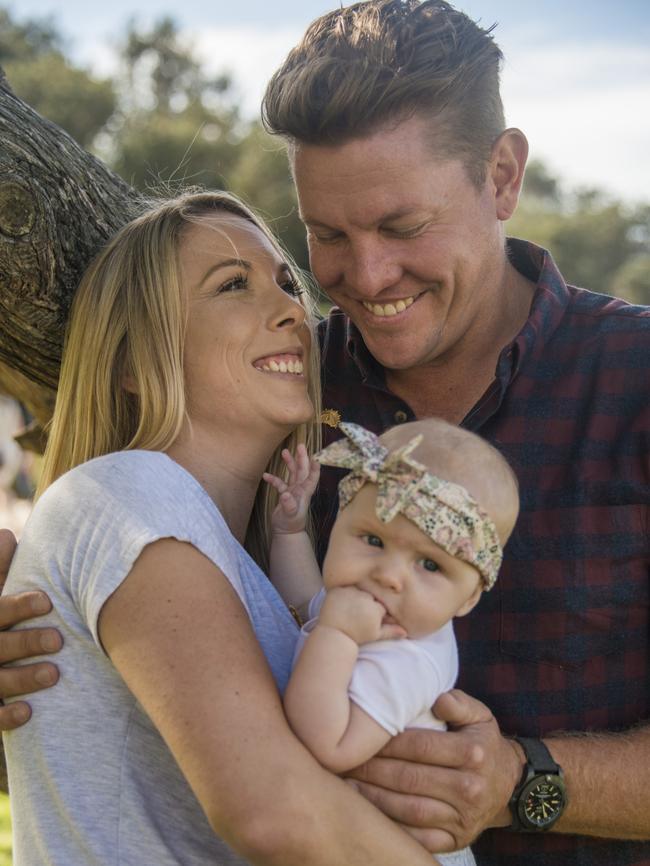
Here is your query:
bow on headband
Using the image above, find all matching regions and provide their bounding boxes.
[315,422,502,590]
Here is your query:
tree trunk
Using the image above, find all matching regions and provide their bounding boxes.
[0,67,147,446]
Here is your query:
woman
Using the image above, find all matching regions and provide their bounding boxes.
[3,191,436,864]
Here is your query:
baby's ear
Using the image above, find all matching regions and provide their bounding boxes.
[455,584,483,618]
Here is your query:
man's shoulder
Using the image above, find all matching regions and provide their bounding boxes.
[565,285,650,326]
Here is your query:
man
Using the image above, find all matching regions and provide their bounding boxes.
[0,2,648,864]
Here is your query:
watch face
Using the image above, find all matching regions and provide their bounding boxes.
[521,775,565,828]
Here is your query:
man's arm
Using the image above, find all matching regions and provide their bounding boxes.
[545,725,650,839]
[0,530,62,731]
[347,690,650,852]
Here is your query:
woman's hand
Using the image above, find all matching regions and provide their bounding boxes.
[346,689,523,853]
[263,444,320,535]
[0,529,62,730]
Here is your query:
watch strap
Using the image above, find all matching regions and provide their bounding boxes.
[514,737,561,775]
[509,737,566,832]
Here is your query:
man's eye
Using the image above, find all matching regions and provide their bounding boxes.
[419,558,439,573]
[387,223,429,239]
[218,273,248,293]
[363,534,383,548]
[309,230,342,245]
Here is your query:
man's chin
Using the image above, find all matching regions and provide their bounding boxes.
[364,342,428,372]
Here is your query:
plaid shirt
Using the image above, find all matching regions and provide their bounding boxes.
[313,238,650,866]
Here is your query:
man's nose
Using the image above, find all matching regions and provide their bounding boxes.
[344,238,403,298]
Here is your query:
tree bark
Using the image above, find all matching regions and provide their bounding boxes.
[0,67,146,445]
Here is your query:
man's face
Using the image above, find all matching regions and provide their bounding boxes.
[293,114,505,372]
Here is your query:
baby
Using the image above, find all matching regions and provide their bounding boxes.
[264,418,519,866]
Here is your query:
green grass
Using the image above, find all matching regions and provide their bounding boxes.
[0,793,12,866]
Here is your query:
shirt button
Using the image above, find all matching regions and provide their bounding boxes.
[394,410,408,423]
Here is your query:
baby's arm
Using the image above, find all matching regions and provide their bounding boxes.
[263,444,322,619]
[284,586,407,774]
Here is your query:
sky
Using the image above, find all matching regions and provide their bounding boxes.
[7,0,650,203]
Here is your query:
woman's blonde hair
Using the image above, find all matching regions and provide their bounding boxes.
[38,190,322,570]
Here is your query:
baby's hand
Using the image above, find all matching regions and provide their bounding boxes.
[319,586,407,645]
[263,444,320,535]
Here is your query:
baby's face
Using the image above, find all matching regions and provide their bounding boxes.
[322,484,483,638]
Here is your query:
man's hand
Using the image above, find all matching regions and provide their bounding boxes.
[0,528,62,729]
[347,689,523,853]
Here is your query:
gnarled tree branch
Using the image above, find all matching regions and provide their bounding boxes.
[0,66,146,443]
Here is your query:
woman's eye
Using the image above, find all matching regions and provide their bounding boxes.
[419,558,439,573]
[363,534,383,548]
[281,276,304,297]
[218,273,248,293]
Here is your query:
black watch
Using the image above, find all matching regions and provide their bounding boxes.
[508,737,567,832]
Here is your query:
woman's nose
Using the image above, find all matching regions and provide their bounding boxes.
[270,289,307,331]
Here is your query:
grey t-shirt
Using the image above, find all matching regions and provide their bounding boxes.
[3,450,299,865]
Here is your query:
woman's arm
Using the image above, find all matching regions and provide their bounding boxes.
[99,538,438,866]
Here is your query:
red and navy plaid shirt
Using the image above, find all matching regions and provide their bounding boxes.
[313,238,650,866]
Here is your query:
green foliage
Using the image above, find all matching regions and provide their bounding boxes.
[106,18,242,201]
[509,164,650,304]
[0,9,115,148]
[121,17,231,115]
[0,792,11,865]
[227,123,308,268]
[611,254,650,305]
[109,104,241,192]
[1,8,648,301]
[0,8,62,60]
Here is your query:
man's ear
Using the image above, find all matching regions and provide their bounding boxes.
[489,128,529,222]
[455,583,483,618]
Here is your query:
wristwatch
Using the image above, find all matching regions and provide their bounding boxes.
[508,737,567,831]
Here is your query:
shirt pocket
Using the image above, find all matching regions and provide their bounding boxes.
[497,505,648,670]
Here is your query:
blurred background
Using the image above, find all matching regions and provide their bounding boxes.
[1,0,649,530]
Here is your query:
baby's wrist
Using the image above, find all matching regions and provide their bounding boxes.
[271,525,308,539]
[313,621,361,649]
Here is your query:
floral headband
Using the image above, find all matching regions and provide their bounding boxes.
[315,422,502,590]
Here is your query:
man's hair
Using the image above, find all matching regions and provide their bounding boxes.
[37,190,322,571]
[262,0,505,187]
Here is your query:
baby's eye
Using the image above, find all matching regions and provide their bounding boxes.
[419,558,439,573]
[363,534,383,548]
[218,273,248,293]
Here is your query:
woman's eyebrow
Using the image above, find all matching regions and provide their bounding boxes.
[198,257,251,288]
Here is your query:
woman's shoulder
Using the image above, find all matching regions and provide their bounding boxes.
[42,450,190,502]
[34,450,218,537]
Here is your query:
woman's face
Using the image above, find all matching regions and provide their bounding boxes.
[179,213,314,441]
